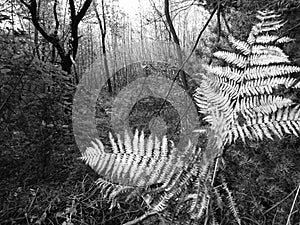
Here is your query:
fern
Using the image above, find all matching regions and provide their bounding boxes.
[80,9,300,225]
[194,10,300,146]
[81,130,190,190]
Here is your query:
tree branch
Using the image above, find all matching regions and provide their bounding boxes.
[150,0,171,38]
[53,0,59,32]
[164,0,180,46]
[19,0,29,8]
[69,0,76,21]
[93,0,104,35]
[76,0,92,25]
[101,0,106,35]
[20,0,65,56]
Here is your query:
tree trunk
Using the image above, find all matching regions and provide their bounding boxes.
[164,0,188,90]
[93,0,112,93]
[61,54,73,75]
[19,0,92,80]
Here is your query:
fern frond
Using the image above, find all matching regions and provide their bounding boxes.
[207,74,239,98]
[207,65,243,82]
[228,35,250,55]
[210,212,220,225]
[240,77,296,96]
[194,84,234,125]
[294,81,300,89]
[235,95,293,118]
[244,65,300,80]
[223,182,241,225]
[228,106,300,143]
[256,10,280,20]
[254,20,286,33]
[252,45,287,57]
[95,177,133,200]
[150,193,170,212]
[255,35,294,44]
[249,54,289,66]
[81,130,188,189]
[213,51,246,68]
[191,186,210,220]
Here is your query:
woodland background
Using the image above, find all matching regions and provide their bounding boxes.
[0,0,300,224]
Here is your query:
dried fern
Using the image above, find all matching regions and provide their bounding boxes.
[194,10,300,145]
[81,9,300,225]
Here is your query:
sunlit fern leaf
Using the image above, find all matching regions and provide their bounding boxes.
[249,54,290,66]
[222,182,241,225]
[255,35,294,44]
[95,177,132,200]
[213,51,246,68]
[206,65,243,82]
[256,10,281,20]
[251,45,287,57]
[207,75,239,98]
[244,65,300,80]
[234,95,293,118]
[148,165,198,215]
[213,186,223,210]
[189,164,211,219]
[81,130,188,189]
[240,77,296,97]
[192,186,210,220]
[150,192,170,212]
[294,81,300,89]
[255,20,286,32]
[228,106,300,144]
[228,35,250,55]
[194,86,234,125]
[194,10,300,146]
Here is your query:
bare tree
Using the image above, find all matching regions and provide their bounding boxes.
[19,0,92,82]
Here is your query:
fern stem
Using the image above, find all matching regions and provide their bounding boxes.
[204,159,220,225]
[285,183,300,225]
[123,210,157,225]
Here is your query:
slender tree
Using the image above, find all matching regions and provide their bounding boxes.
[93,0,112,93]
[164,0,188,89]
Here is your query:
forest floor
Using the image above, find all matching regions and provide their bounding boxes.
[1,94,300,225]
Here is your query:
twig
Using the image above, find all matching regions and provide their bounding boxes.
[122,210,157,225]
[285,183,300,225]
[152,4,218,120]
[263,185,299,215]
